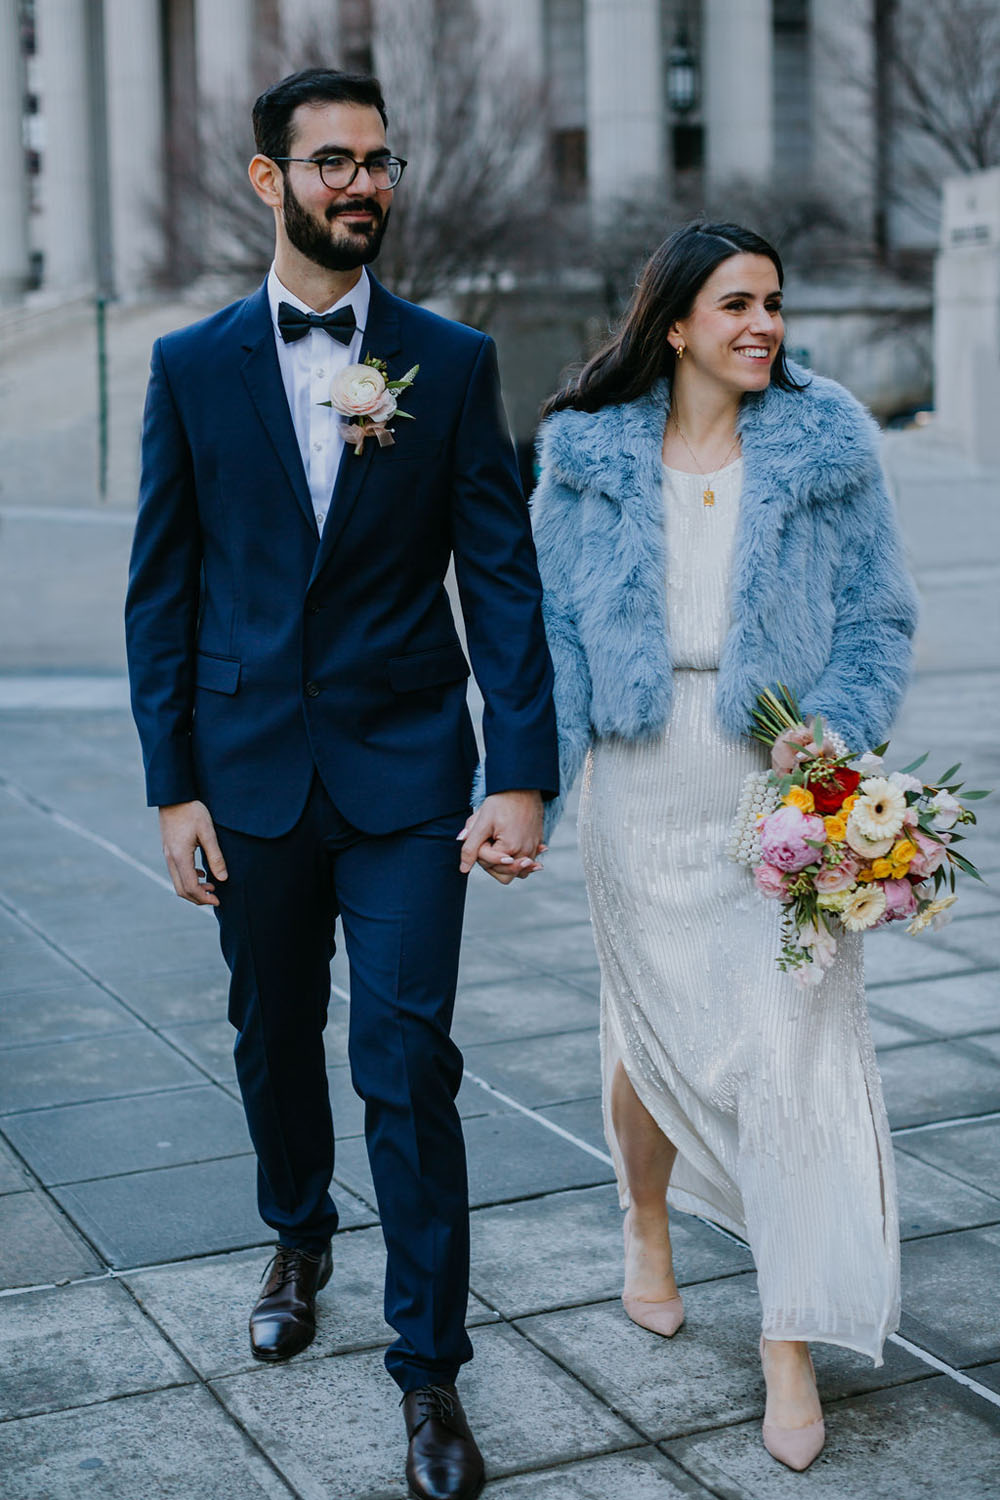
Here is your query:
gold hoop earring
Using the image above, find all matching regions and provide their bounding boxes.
[676,343,685,360]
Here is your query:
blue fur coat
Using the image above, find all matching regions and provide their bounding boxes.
[531,366,919,832]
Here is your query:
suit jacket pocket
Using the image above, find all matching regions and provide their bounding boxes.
[387,643,470,693]
[195,652,241,695]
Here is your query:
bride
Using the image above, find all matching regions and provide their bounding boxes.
[531,221,918,1470]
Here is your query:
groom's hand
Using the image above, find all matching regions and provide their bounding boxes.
[458,790,545,884]
[159,800,228,906]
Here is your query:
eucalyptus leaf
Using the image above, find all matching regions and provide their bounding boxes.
[899,751,929,775]
[937,763,961,784]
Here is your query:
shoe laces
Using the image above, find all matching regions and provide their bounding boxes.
[261,1246,320,1289]
[403,1384,458,1424]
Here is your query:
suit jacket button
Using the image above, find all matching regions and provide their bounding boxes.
[305,681,320,697]
[306,602,320,615]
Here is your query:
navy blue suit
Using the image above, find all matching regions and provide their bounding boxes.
[125,276,558,1391]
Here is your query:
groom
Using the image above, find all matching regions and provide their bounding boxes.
[125,68,558,1500]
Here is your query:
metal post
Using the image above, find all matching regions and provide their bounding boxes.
[96,293,108,500]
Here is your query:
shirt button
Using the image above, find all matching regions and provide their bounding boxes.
[313,441,323,452]
[305,681,320,698]
[316,512,325,526]
[315,368,326,378]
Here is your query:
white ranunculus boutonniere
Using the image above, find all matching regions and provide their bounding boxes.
[320,354,418,456]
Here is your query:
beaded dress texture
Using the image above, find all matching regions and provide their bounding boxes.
[578,460,900,1363]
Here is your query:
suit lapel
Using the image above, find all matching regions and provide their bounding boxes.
[238,283,317,535]
[309,277,404,583]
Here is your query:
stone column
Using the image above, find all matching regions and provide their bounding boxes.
[934,169,1000,463]
[280,0,338,61]
[585,0,665,217]
[195,0,254,114]
[34,0,95,295]
[810,0,876,239]
[0,0,31,303]
[102,0,165,297]
[703,0,773,183]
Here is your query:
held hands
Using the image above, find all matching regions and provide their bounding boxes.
[458,790,546,885]
[159,800,228,906]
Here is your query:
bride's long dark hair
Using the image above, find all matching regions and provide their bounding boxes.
[542,221,808,418]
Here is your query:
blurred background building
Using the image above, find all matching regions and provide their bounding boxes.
[4,0,999,429]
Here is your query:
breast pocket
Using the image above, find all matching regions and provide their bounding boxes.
[387,643,470,693]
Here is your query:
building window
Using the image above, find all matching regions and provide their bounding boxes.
[773,0,811,182]
[672,123,703,175]
[551,126,587,199]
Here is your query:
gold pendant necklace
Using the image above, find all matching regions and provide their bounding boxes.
[670,418,741,506]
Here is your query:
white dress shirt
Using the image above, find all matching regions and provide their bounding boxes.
[267,265,371,532]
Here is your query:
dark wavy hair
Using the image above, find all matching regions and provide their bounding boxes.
[542,221,808,418]
[252,69,388,164]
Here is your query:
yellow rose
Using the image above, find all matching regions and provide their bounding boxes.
[841,794,858,814]
[857,867,877,883]
[784,785,816,813]
[871,858,893,880]
[890,866,910,881]
[891,839,916,865]
[824,815,847,841]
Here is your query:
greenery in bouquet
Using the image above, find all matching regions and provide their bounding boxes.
[749,686,991,986]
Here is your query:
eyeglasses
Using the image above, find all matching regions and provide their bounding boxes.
[271,153,407,190]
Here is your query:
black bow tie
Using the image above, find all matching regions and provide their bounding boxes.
[277,301,357,345]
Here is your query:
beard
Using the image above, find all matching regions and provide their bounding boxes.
[281,177,390,271]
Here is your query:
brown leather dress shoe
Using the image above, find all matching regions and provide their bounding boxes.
[402,1384,484,1500]
[249,1244,332,1361]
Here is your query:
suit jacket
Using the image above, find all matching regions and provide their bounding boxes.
[531,366,918,834]
[125,275,558,837]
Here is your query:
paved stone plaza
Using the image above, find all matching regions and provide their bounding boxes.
[0,304,998,1496]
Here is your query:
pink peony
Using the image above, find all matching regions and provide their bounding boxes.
[759,805,826,872]
[882,878,918,921]
[814,853,860,892]
[907,828,950,878]
[754,862,789,899]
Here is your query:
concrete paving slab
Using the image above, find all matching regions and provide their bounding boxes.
[0,1134,31,1194]
[971,1362,1000,1395]
[124,1228,498,1381]
[0,1277,191,1419]
[0,1030,204,1114]
[0,1188,101,1288]
[469,1187,753,1319]
[482,1447,712,1498]
[894,1148,1000,1240]
[2,1084,251,1185]
[453,975,598,1046]
[455,941,541,988]
[463,885,592,938]
[516,1277,926,1443]
[872,970,1000,1039]
[865,930,984,987]
[0,1383,295,1500]
[332,1111,615,1213]
[463,1029,601,1108]
[212,1322,636,1499]
[107,963,231,1027]
[923,921,1000,973]
[489,922,599,975]
[899,1224,1000,1365]
[868,1010,930,1050]
[665,1375,1000,1499]
[0,906,87,995]
[0,980,141,1047]
[51,1153,269,1267]
[536,1095,607,1151]
[896,1119,1000,1199]
[877,1041,1000,1128]
[161,1018,240,1086]
[966,1030,1000,1063]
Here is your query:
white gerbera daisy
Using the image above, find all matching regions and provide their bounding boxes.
[906,894,957,934]
[842,884,887,931]
[851,777,907,842]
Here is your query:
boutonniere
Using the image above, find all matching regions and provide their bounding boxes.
[320,354,419,456]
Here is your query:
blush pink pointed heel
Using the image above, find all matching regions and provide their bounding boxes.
[759,1335,826,1471]
[621,1214,685,1338]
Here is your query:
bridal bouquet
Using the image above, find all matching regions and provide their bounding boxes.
[729,686,990,987]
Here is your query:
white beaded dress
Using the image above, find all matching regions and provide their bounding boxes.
[578,459,900,1363]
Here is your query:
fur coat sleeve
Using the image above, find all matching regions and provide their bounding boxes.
[530,461,594,842]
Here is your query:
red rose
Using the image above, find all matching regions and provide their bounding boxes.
[810,767,862,814]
